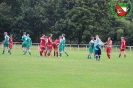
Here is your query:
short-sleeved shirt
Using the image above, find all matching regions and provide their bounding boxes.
[59,39,63,47]
[27,37,31,45]
[62,37,66,44]
[9,37,13,44]
[40,37,46,47]
[54,39,60,45]
[22,35,27,44]
[4,35,9,44]
[121,39,126,49]
[48,37,52,45]
[94,40,103,50]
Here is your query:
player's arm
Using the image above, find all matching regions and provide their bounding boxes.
[2,40,5,44]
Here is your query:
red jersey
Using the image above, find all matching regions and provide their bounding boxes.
[9,37,13,44]
[48,37,52,45]
[106,39,110,44]
[54,39,59,45]
[121,39,126,49]
[40,37,46,47]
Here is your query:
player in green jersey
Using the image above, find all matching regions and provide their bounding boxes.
[22,32,27,52]
[88,37,94,59]
[59,36,63,57]
[2,32,10,54]
[23,34,32,55]
[62,34,69,56]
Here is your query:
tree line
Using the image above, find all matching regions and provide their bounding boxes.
[0,0,133,45]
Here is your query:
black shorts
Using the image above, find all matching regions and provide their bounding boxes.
[95,49,101,55]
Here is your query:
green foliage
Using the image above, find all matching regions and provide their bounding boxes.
[0,0,133,45]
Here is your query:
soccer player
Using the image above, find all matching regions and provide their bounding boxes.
[62,34,69,56]
[59,36,63,57]
[53,38,60,57]
[119,37,126,58]
[8,34,13,54]
[22,32,27,52]
[88,37,94,59]
[23,34,32,55]
[45,36,48,55]
[105,37,112,60]
[2,32,10,54]
[94,38,104,61]
[39,34,47,57]
[47,34,53,57]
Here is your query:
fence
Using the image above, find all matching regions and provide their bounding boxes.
[0,42,133,52]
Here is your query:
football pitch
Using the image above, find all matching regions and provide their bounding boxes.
[0,48,133,88]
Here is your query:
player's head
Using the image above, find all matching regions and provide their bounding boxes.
[45,36,48,38]
[96,35,99,39]
[42,34,45,37]
[62,33,65,37]
[94,37,96,40]
[49,34,53,37]
[108,37,111,40]
[27,34,30,37]
[23,32,26,35]
[4,32,7,35]
[59,36,63,39]
[121,37,124,40]
[91,37,94,40]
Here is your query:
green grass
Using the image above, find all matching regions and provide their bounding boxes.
[0,48,133,88]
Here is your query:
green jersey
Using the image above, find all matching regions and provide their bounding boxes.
[27,37,31,45]
[62,37,66,44]
[4,35,9,44]
[22,35,27,44]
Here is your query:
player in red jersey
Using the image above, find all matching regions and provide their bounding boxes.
[105,37,112,60]
[47,34,53,56]
[53,38,60,57]
[8,34,13,54]
[119,37,126,58]
[39,34,47,57]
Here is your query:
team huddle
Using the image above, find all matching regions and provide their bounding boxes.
[2,32,126,60]
[22,32,69,57]
[88,35,126,61]
[38,33,69,57]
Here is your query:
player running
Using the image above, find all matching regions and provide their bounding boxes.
[59,36,63,57]
[39,34,47,57]
[23,34,32,55]
[119,37,126,58]
[62,34,69,56]
[2,32,10,54]
[8,34,13,54]
[88,37,94,59]
[105,37,112,60]
[53,38,60,57]
[47,34,53,57]
[22,32,27,52]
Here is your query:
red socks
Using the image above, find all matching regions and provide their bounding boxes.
[40,51,42,56]
[107,53,110,59]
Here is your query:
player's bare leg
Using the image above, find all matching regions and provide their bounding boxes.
[123,51,126,58]
[44,50,46,57]
[107,52,111,60]
[119,51,122,58]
